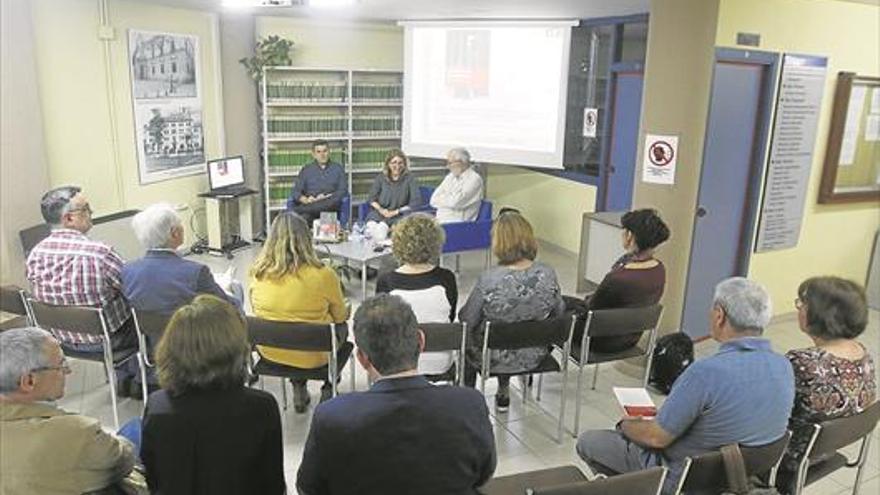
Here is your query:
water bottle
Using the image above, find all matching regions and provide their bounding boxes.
[351,221,365,242]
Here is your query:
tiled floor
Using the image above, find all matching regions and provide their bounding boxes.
[57,243,880,494]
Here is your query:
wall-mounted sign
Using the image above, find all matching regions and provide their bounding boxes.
[583,107,598,138]
[755,54,827,252]
[641,134,678,185]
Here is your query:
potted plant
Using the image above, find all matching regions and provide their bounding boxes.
[239,35,294,82]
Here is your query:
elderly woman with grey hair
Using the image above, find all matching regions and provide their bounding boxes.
[430,147,484,223]
[121,204,242,396]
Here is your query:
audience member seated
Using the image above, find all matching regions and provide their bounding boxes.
[288,139,347,225]
[459,210,565,411]
[122,204,243,395]
[0,327,145,494]
[249,212,348,413]
[776,276,876,492]
[365,149,422,226]
[576,277,794,494]
[568,208,670,352]
[25,185,138,392]
[376,213,457,377]
[430,147,484,224]
[296,294,496,495]
[141,295,285,495]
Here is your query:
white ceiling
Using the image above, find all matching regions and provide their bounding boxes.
[135,0,651,22]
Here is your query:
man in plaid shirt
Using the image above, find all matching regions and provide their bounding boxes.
[26,186,138,389]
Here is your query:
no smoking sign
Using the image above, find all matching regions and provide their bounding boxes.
[643,134,678,185]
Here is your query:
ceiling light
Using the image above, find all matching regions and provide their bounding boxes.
[309,0,356,7]
[222,0,296,8]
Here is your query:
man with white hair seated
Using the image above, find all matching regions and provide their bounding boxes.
[430,147,484,224]
[576,277,795,494]
[122,204,242,394]
[0,327,144,493]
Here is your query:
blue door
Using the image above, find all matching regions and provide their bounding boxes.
[604,67,644,211]
[681,50,778,339]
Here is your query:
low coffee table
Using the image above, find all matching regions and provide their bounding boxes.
[315,239,393,298]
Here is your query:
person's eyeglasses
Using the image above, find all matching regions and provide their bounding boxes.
[31,357,71,374]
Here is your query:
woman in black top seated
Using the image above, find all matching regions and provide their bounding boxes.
[141,295,285,495]
[570,209,670,353]
[365,149,422,226]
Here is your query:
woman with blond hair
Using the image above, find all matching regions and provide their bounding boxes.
[459,209,564,411]
[141,295,285,495]
[376,213,457,377]
[364,149,422,226]
[249,212,348,412]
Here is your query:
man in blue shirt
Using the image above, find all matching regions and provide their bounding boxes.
[576,277,794,493]
[287,139,347,225]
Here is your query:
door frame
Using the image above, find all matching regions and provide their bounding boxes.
[681,48,780,336]
[598,60,645,211]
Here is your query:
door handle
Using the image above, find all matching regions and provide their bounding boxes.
[696,206,708,218]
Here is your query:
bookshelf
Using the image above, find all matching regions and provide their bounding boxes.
[261,67,445,227]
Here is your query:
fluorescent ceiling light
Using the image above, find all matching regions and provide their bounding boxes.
[222,0,295,8]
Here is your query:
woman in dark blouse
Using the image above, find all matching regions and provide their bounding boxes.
[776,277,876,492]
[141,295,285,495]
[365,149,421,226]
[572,209,670,353]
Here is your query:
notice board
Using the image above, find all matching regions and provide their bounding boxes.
[755,54,828,252]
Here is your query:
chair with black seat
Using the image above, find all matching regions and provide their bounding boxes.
[478,313,577,442]
[479,465,589,495]
[246,316,353,410]
[0,285,30,331]
[130,308,172,403]
[569,304,663,436]
[419,321,467,385]
[673,431,791,495]
[532,467,668,495]
[791,400,880,495]
[25,298,141,429]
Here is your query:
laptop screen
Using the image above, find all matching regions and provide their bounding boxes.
[207,156,245,190]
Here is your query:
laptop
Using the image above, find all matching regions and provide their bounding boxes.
[206,156,254,196]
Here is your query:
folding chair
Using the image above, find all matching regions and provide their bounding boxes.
[532,467,667,495]
[0,285,30,330]
[246,316,353,410]
[419,321,467,385]
[130,308,172,404]
[569,305,663,436]
[792,401,880,495]
[26,298,140,429]
[674,431,791,494]
[479,465,588,495]
[478,313,577,442]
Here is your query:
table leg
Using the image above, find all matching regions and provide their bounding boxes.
[362,261,368,298]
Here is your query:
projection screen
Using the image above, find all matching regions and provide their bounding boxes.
[401,20,576,169]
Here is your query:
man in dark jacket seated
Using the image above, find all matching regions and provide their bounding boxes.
[297,294,496,495]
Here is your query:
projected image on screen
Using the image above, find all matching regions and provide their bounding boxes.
[403,22,574,169]
[445,31,490,99]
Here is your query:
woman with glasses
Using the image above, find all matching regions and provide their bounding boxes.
[776,276,876,491]
[248,212,348,413]
[364,149,422,226]
[141,295,285,495]
[459,210,564,411]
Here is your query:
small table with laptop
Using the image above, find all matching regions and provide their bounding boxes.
[198,155,257,259]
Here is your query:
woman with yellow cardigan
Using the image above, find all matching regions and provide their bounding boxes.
[249,212,348,413]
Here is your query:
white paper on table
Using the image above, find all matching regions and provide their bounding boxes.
[840,86,867,165]
[212,265,236,294]
[865,115,880,142]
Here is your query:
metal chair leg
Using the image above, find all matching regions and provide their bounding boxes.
[104,346,120,430]
[138,354,149,405]
[591,364,600,390]
[280,378,288,411]
[349,353,356,392]
[574,363,585,437]
[536,373,544,401]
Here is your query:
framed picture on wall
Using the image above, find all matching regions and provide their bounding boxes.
[128,29,205,184]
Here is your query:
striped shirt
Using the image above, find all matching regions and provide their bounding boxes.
[26,229,131,344]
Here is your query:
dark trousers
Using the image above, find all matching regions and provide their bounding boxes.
[291,198,341,225]
[463,362,511,390]
[59,318,139,382]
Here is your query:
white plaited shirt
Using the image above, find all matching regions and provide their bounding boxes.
[430,167,484,223]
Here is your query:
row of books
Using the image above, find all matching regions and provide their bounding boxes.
[267,150,346,168]
[266,82,403,102]
[267,180,294,200]
[266,82,347,101]
[267,116,402,136]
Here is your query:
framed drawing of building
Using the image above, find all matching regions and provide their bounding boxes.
[129,29,205,184]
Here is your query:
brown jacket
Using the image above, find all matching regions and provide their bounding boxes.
[0,401,137,495]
